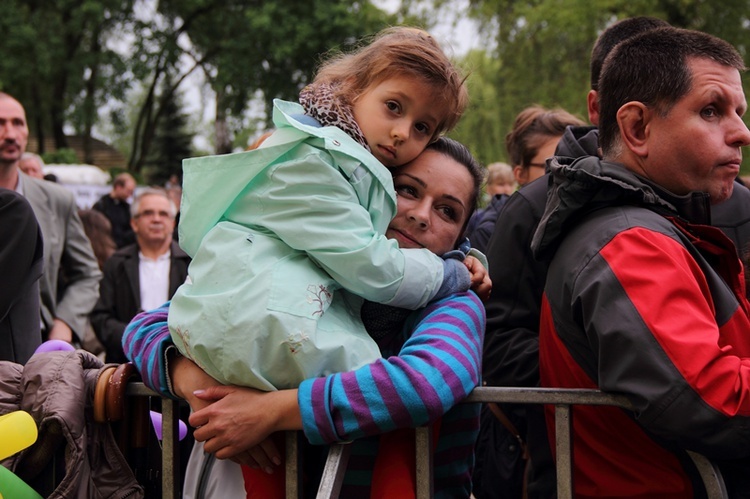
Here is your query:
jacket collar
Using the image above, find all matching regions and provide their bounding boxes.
[532,155,712,259]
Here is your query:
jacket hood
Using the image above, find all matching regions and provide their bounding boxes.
[177,101,315,255]
[531,155,711,260]
[555,125,600,159]
[178,99,391,256]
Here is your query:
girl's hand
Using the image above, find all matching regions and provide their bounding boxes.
[189,385,302,460]
[169,354,221,412]
[464,255,492,301]
[230,435,285,474]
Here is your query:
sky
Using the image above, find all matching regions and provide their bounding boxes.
[373,0,484,56]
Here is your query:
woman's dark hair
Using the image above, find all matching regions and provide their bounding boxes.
[78,209,116,270]
[425,137,484,228]
[506,106,585,171]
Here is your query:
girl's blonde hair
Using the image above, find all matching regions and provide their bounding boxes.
[313,26,468,139]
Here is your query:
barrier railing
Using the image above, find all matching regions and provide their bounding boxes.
[125,383,727,499]
[125,382,180,498]
[314,387,728,499]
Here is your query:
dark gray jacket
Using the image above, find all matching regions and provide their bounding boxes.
[0,350,143,498]
[0,189,43,364]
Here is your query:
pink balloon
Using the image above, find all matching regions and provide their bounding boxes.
[149,410,188,441]
[33,340,75,355]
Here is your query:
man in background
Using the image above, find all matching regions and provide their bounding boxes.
[91,188,190,363]
[0,92,101,345]
[476,17,671,499]
[19,152,44,179]
[534,26,750,496]
[93,172,136,248]
[0,189,43,363]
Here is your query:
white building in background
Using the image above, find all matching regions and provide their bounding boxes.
[44,164,112,209]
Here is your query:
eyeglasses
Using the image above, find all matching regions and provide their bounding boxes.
[134,209,173,219]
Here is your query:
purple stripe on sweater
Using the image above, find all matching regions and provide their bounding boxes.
[395,357,447,422]
[373,356,424,427]
[403,349,467,410]
[336,370,381,435]
[425,305,482,351]
[402,330,479,402]
[373,297,483,430]
[309,378,338,443]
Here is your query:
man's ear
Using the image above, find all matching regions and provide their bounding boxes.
[587,90,599,126]
[616,102,650,157]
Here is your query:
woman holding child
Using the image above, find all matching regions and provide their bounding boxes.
[125,137,489,497]
[124,25,489,498]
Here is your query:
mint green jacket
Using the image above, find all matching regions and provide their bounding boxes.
[169,100,446,390]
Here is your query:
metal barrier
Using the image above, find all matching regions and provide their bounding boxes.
[125,382,180,498]
[126,383,727,498]
[316,386,728,499]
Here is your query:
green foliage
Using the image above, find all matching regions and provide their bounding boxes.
[159,0,394,152]
[0,0,135,151]
[0,0,393,168]
[433,0,750,172]
[449,50,508,166]
[5,0,750,173]
[42,148,80,164]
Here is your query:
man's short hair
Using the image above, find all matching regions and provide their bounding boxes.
[590,16,670,91]
[130,187,176,218]
[113,172,135,189]
[598,27,745,155]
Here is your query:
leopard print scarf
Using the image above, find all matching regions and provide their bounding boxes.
[299,82,370,152]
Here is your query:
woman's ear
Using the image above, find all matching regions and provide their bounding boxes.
[617,102,651,158]
[513,165,528,186]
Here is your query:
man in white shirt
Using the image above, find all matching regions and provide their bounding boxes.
[91,188,190,362]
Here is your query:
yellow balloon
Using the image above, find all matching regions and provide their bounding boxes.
[0,412,38,460]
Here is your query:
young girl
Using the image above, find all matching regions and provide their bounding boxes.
[168,27,474,391]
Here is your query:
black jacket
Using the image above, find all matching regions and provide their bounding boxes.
[465,194,509,254]
[533,154,750,497]
[92,194,135,248]
[712,181,750,258]
[478,126,599,499]
[0,189,44,364]
[90,241,190,363]
[483,126,598,388]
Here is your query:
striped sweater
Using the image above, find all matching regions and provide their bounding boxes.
[122,292,485,497]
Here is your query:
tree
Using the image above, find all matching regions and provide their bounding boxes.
[159,0,393,154]
[407,0,750,170]
[449,49,509,166]
[0,0,135,156]
[142,82,195,186]
[0,1,393,171]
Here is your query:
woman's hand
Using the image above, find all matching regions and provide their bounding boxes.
[464,255,492,301]
[189,386,302,460]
